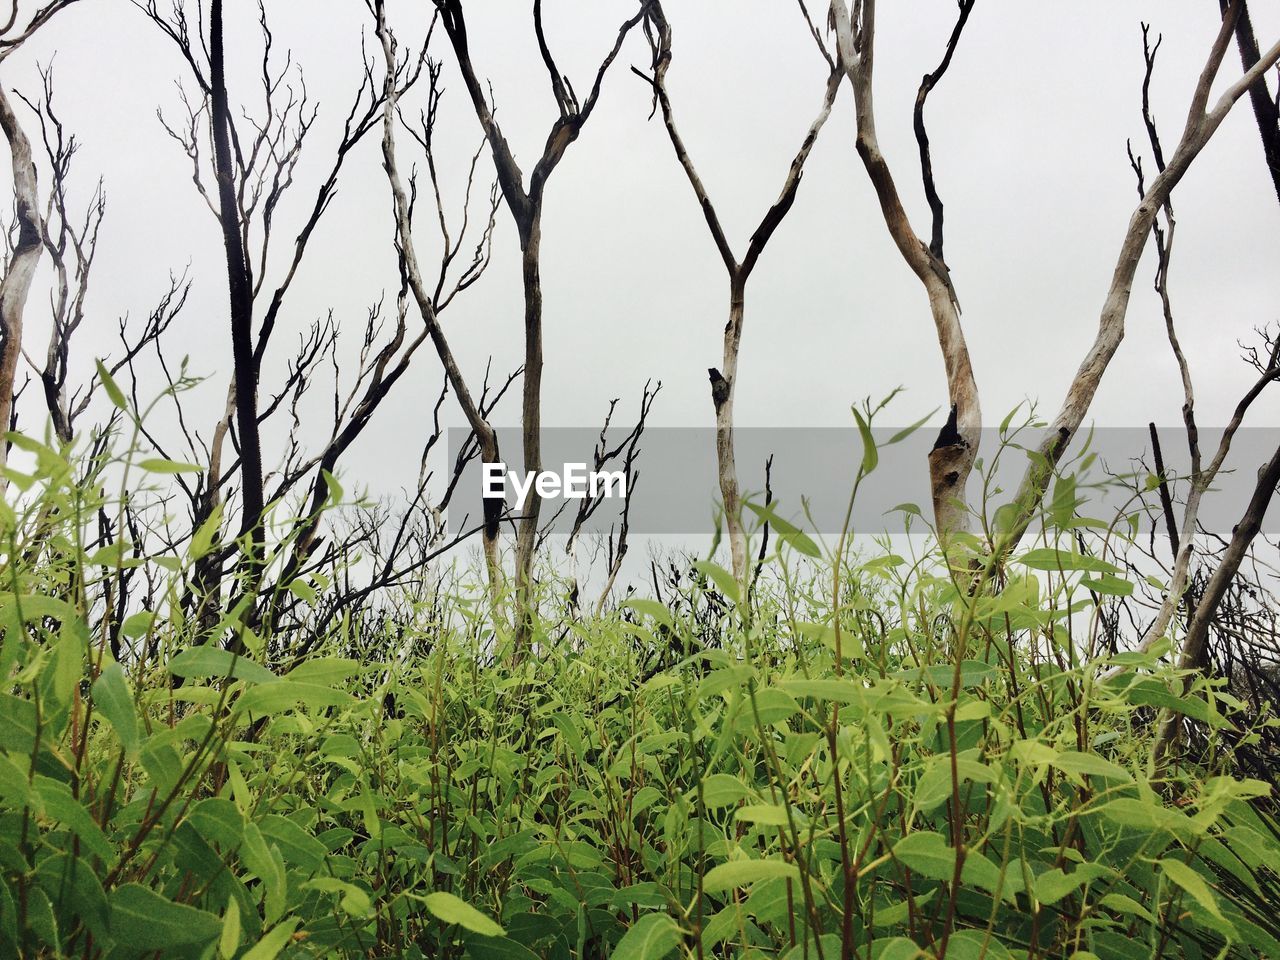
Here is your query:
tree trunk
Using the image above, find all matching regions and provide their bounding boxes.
[832,0,982,542]
[1154,438,1280,761]
[0,81,43,476]
[714,277,747,586]
[513,215,543,645]
[209,0,265,560]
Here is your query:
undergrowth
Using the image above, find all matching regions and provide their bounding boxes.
[1,412,1278,960]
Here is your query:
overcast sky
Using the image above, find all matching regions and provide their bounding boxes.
[6,0,1279,520]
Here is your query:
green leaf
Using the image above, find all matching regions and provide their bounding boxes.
[96,360,128,411]
[1016,548,1121,575]
[612,912,683,960]
[169,646,276,684]
[108,884,221,949]
[34,777,114,862]
[1124,679,1225,727]
[284,656,364,687]
[894,660,996,688]
[322,469,344,506]
[91,660,139,757]
[1051,750,1132,783]
[888,408,938,445]
[622,598,675,628]
[1160,858,1226,923]
[892,831,955,881]
[780,679,862,705]
[698,774,752,808]
[120,611,155,639]
[735,688,799,731]
[869,937,925,960]
[1099,893,1154,923]
[187,798,244,850]
[259,815,327,872]
[189,503,225,561]
[0,755,32,807]
[1035,863,1112,905]
[853,406,878,475]
[25,886,58,949]
[1051,475,1078,526]
[1097,798,1195,838]
[735,804,791,827]
[464,937,543,960]
[241,823,287,924]
[550,711,586,760]
[422,891,504,936]
[240,918,301,960]
[235,680,355,716]
[701,859,799,894]
[34,853,108,941]
[219,896,241,959]
[1079,574,1134,597]
[745,502,821,558]
[943,930,1013,960]
[692,560,739,604]
[138,458,204,474]
[303,878,373,916]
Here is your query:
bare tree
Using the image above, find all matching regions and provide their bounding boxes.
[827,0,1280,561]
[1100,29,1280,682]
[830,0,980,545]
[371,2,507,618]
[429,0,650,645]
[559,378,660,614]
[14,63,104,444]
[0,1,83,477]
[1220,0,1280,204]
[637,0,840,590]
[1001,0,1280,554]
[140,0,457,637]
[1116,9,1280,761]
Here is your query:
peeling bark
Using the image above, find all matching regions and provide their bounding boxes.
[1004,1,1280,554]
[831,0,981,543]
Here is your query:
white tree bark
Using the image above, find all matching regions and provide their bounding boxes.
[830,0,981,543]
[1005,7,1280,552]
[374,4,505,616]
[646,2,839,588]
[0,80,44,477]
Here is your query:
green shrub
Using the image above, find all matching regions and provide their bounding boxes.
[0,423,1277,959]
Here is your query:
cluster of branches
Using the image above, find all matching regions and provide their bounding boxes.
[0,0,1278,726]
[0,0,658,665]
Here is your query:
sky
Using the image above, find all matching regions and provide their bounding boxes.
[4,0,1279,541]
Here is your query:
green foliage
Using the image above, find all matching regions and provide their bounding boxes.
[0,425,1276,958]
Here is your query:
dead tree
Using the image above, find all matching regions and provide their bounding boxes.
[14,63,103,444]
[828,0,1280,560]
[559,378,660,614]
[637,1,840,590]
[206,0,263,571]
[428,0,650,646]
[1129,9,1280,760]
[0,1,83,477]
[830,0,980,545]
[1220,0,1280,203]
[140,0,452,635]
[1000,0,1280,554]
[371,2,507,617]
[1101,29,1280,682]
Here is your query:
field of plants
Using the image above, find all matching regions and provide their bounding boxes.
[2,411,1277,960]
